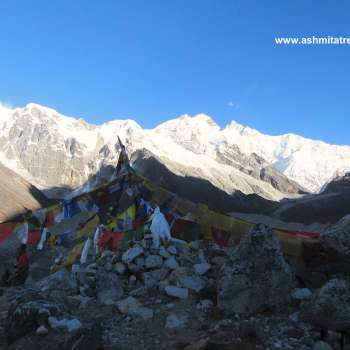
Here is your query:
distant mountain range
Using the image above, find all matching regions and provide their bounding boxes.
[0,103,349,202]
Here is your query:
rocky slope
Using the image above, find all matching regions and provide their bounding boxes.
[1,223,350,350]
[272,171,350,224]
[1,103,349,201]
[0,162,50,222]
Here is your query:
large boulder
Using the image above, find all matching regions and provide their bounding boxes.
[217,224,294,315]
[6,292,61,342]
[36,269,77,295]
[300,278,350,333]
[320,215,350,261]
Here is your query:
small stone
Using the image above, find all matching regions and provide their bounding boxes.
[101,250,114,259]
[104,262,113,272]
[165,314,188,329]
[196,299,214,311]
[87,263,97,270]
[197,250,207,264]
[129,275,137,285]
[135,257,145,268]
[159,246,171,259]
[189,241,200,250]
[291,288,313,301]
[289,312,299,323]
[165,257,179,270]
[130,286,149,297]
[36,325,48,335]
[116,296,154,320]
[145,255,163,269]
[167,246,177,255]
[194,263,210,276]
[135,307,154,320]
[114,262,126,275]
[122,245,144,264]
[211,256,227,266]
[179,275,206,292]
[116,296,141,314]
[143,268,169,287]
[67,296,81,308]
[312,341,333,350]
[128,262,141,273]
[48,317,82,332]
[165,286,189,299]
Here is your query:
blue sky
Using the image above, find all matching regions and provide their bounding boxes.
[0,0,349,145]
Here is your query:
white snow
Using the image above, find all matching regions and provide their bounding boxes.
[0,103,349,194]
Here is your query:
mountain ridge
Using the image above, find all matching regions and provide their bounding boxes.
[0,103,349,199]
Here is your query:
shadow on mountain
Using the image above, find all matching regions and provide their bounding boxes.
[0,162,54,223]
[131,151,279,215]
[4,155,350,226]
[275,173,350,224]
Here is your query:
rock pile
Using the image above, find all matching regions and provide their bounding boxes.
[300,278,350,333]
[4,221,350,350]
[75,238,218,306]
[217,224,295,315]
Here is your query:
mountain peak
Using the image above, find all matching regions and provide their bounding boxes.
[24,102,61,116]
[156,113,220,132]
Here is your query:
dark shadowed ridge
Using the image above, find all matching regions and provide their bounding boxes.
[0,162,52,223]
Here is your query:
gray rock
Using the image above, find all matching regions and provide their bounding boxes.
[165,286,189,299]
[36,269,76,294]
[48,317,82,332]
[196,299,214,311]
[104,262,113,272]
[321,215,350,261]
[135,256,146,269]
[159,246,171,259]
[189,241,200,250]
[6,298,60,341]
[87,263,98,270]
[143,268,169,287]
[114,262,126,275]
[217,224,294,315]
[211,256,227,266]
[128,262,141,273]
[291,288,312,301]
[129,286,149,297]
[165,313,188,329]
[133,307,154,320]
[101,250,115,260]
[164,256,179,270]
[116,296,154,320]
[122,245,144,264]
[194,262,211,275]
[116,296,140,314]
[145,255,163,269]
[312,341,333,350]
[300,278,350,333]
[36,325,49,335]
[167,245,177,255]
[129,275,137,286]
[96,271,124,305]
[179,275,206,292]
[197,249,208,264]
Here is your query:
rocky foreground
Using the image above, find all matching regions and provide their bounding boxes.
[1,222,350,350]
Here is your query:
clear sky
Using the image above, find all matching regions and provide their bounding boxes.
[0,0,349,145]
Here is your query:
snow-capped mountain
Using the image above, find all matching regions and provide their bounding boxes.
[0,103,349,200]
